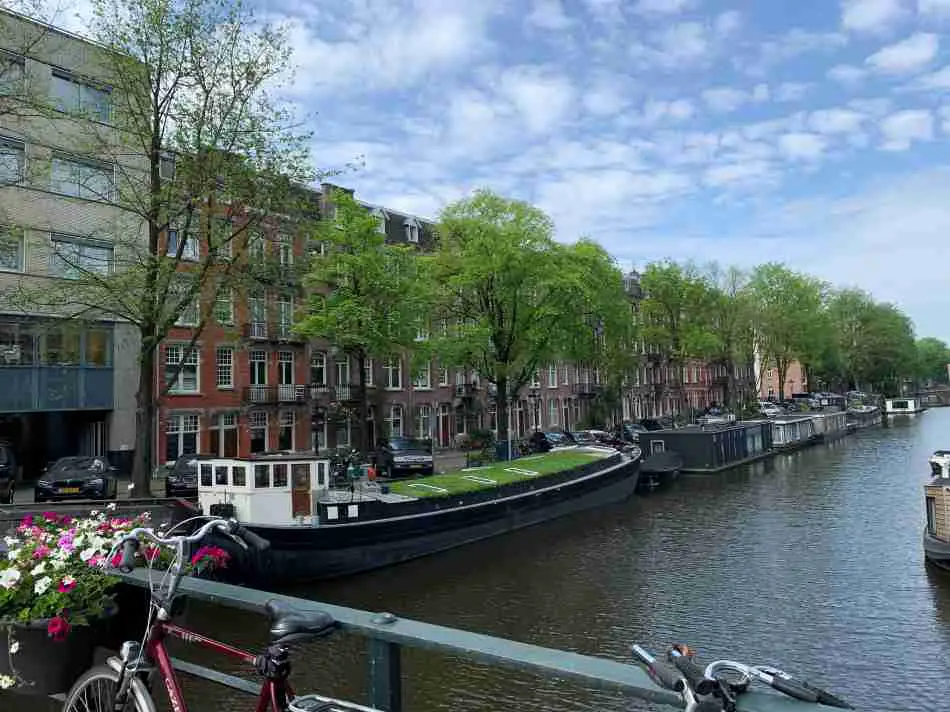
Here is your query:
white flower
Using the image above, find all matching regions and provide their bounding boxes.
[7,548,20,562]
[34,576,52,595]
[3,536,19,547]
[106,502,117,511]
[0,568,21,589]
[9,641,18,654]
[0,674,16,689]
[50,557,67,571]
[79,547,96,562]
[30,562,46,577]
[90,510,99,517]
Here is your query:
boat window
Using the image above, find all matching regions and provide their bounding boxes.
[273,463,288,487]
[317,461,326,487]
[650,440,665,455]
[293,463,310,488]
[232,465,246,487]
[215,466,228,486]
[200,464,212,487]
[926,497,937,536]
[254,464,270,488]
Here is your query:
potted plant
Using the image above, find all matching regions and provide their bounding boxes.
[0,507,151,695]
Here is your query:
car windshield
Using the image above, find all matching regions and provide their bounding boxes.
[388,438,431,452]
[545,432,568,444]
[49,457,107,479]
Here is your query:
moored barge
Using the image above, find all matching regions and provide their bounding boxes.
[924,451,950,571]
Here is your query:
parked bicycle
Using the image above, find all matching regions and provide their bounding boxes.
[62,516,379,712]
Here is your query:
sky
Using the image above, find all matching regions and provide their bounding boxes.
[42,0,950,341]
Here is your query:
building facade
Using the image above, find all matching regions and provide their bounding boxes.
[759,360,808,400]
[0,10,139,477]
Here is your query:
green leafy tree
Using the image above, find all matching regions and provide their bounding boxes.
[295,189,432,456]
[747,264,825,401]
[4,0,314,492]
[703,263,757,409]
[916,337,950,384]
[432,190,629,447]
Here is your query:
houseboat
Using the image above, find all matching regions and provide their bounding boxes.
[846,404,880,430]
[637,450,682,492]
[924,452,950,571]
[885,397,925,416]
[769,415,819,451]
[196,446,641,583]
[638,421,772,474]
[809,410,849,443]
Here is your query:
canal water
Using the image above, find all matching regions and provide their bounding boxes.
[23,409,950,711]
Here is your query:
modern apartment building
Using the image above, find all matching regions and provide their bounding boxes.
[0,10,139,477]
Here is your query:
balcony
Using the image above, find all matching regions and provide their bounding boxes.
[454,383,479,398]
[242,322,306,344]
[242,384,311,406]
[330,384,362,403]
[571,382,601,399]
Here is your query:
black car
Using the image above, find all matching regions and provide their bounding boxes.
[618,422,649,443]
[375,437,434,478]
[35,456,119,502]
[164,454,204,498]
[0,440,17,504]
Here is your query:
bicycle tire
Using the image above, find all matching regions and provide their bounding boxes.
[62,663,156,712]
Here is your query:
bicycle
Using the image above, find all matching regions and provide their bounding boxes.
[62,516,381,712]
[632,643,853,712]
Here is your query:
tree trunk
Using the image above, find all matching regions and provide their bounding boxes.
[356,351,369,457]
[132,346,156,496]
[496,375,509,458]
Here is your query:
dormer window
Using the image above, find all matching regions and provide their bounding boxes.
[404,218,420,244]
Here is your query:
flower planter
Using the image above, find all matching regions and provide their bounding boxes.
[0,619,96,695]
[97,583,152,652]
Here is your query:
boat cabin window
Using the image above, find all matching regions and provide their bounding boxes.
[255,464,270,488]
[215,466,228,485]
[926,496,937,536]
[892,400,908,409]
[273,463,288,487]
[200,463,212,487]
[650,440,665,455]
[317,461,326,488]
[233,465,246,487]
[293,463,310,487]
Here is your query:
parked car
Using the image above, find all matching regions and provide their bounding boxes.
[35,456,119,502]
[525,430,575,453]
[584,429,634,452]
[758,401,782,417]
[0,440,17,504]
[618,422,649,443]
[570,431,599,445]
[375,437,434,478]
[164,454,204,498]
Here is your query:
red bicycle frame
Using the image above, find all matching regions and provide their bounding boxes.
[144,619,294,712]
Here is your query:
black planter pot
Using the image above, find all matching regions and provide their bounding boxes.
[0,619,96,695]
[97,583,152,651]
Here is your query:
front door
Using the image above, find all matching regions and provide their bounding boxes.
[291,463,311,517]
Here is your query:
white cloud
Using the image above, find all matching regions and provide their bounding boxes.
[702,87,748,113]
[808,108,867,134]
[775,82,813,102]
[497,66,575,134]
[778,132,827,160]
[879,109,934,149]
[918,0,950,17]
[911,64,950,89]
[745,29,848,76]
[715,11,743,37]
[582,74,632,116]
[828,64,868,84]
[622,98,696,128]
[703,161,775,188]
[752,84,770,102]
[841,0,908,33]
[633,0,697,15]
[632,21,711,68]
[866,32,938,74]
[526,0,573,31]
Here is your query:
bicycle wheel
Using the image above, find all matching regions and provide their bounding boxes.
[62,664,156,712]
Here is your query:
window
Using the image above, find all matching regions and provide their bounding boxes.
[85,329,110,366]
[175,298,199,327]
[248,230,266,260]
[214,291,233,325]
[254,464,270,488]
[212,218,233,258]
[0,227,22,272]
[51,155,114,200]
[165,414,198,462]
[277,298,293,338]
[373,209,387,235]
[414,360,431,389]
[416,324,429,341]
[49,234,113,278]
[165,344,199,393]
[767,369,774,379]
[248,294,266,337]
[311,352,326,385]
[209,412,238,457]
[278,410,295,450]
[548,399,559,426]
[0,137,23,184]
[167,228,198,261]
[547,364,557,388]
[404,220,420,244]
[0,52,24,96]
[215,347,233,388]
[336,357,350,385]
[363,358,374,386]
[51,70,111,122]
[250,350,267,386]
[385,405,403,437]
[277,233,293,265]
[42,327,81,365]
[384,357,402,389]
[531,371,541,388]
[273,462,288,487]
[561,364,570,386]
[249,411,268,453]
[159,153,176,181]
[438,366,449,386]
[278,351,294,389]
[926,496,937,536]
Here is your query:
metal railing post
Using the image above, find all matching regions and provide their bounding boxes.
[368,637,402,712]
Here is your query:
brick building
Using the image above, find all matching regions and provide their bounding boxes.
[759,360,808,400]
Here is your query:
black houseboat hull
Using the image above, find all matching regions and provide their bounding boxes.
[232,455,640,584]
[923,528,950,572]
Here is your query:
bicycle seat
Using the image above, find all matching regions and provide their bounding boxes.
[265,599,336,644]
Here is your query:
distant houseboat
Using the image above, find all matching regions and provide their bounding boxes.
[846,405,880,430]
[885,397,925,416]
[811,410,849,442]
[770,415,819,451]
[196,447,641,583]
[639,421,772,474]
[924,452,950,571]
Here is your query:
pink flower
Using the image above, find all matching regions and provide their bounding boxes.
[58,533,75,554]
[32,545,50,560]
[109,551,123,569]
[190,545,230,571]
[143,545,160,562]
[61,516,73,526]
[57,576,77,593]
[42,512,58,522]
[47,616,71,642]
[88,553,105,568]
[18,515,33,530]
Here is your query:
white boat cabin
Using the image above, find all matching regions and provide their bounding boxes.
[770,415,817,448]
[811,410,848,438]
[885,397,924,415]
[930,451,950,478]
[198,455,333,526]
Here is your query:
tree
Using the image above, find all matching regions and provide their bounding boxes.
[639,261,718,419]
[747,264,825,401]
[432,190,628,449]
[4,0,313,492]
[916,337,950,384]
[703,263,756,410]
[295,189,431,456]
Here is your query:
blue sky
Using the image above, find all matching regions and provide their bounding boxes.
[56,0,950,341]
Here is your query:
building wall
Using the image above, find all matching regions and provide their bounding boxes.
[760,360,808,400]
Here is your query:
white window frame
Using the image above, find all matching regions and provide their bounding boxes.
[414,360,431,389]
[0,51,24,97]
[50,69,112,122]
[0,226,23,273]
[384,357,402,390]
[416,403,432,438]
[277,297,293,338]
[249,410,268,453]
[167,227,199,261]
[50,153,115,201]
[404,219,420,244]
[49,233,113,278]
[547,364,557,388]
[277,232,293,265]
[364,358,375,387]
[215,346,233,389]
[549,398,559,426]
[311,352,327,386]
[165,413,199,462]
[250,350,267,386]
[175,298,199,327]
[438,367,449,386]
[531,371,541,389]
[385,404,404,437]
[209,412,238,457]
[278,410,295,451]
[165,344,200,394]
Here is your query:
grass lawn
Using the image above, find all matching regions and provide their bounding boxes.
[387,449,607,498]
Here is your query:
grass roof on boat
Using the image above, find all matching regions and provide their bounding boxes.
[387,449,609,499]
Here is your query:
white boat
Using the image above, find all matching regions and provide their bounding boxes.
[930,450,950,477]
[810,410,849,442]
[884,397,925,416]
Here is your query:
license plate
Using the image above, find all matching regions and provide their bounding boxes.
[59,487,80,494]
